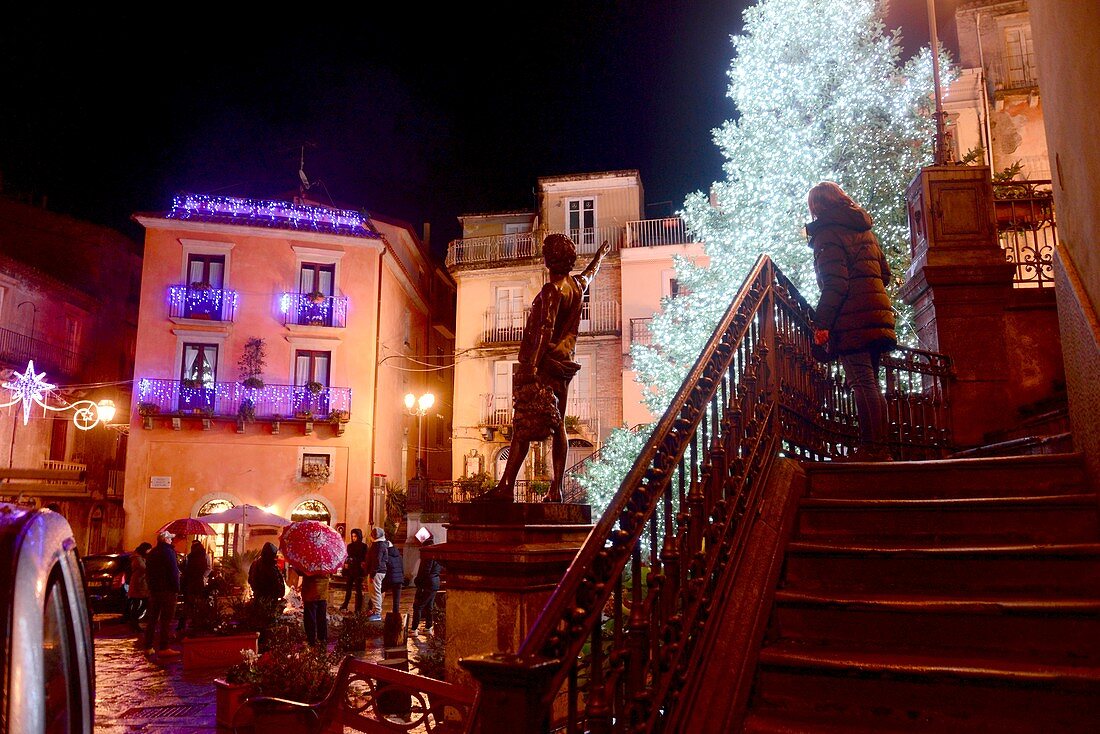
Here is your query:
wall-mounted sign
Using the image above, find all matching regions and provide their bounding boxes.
[149,476,172,489]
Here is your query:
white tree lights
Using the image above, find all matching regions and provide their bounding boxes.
[579,0,946,513]
[1,360,115,430]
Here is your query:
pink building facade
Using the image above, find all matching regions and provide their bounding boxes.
[124,195,450,554]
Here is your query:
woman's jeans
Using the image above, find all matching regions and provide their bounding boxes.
[840,350,888,449]
[303,600,328,644]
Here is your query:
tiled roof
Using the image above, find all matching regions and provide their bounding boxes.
[163,194,382,239]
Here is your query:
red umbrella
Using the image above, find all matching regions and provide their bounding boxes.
[279,520,347,576]
[157,517,216,536]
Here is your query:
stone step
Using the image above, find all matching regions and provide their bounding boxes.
[750,642,1100,733]
[771,590,1100,666]
[783,541,1100,597]
[803,453,1086,500]
[795,494,1100,544]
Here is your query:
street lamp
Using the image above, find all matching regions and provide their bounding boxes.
[404,392,435,479]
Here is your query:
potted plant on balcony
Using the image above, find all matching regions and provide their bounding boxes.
[238,337,267,390]
[307,290,327,305]
[327,409,349,424]
[992,161,1054,231]
[301,461,330,488]
[180,377,204,390]
[306,380,324,395]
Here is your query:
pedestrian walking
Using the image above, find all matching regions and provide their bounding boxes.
[177,539,210,633]
[248,541,286,603]
[807,180,897,461]
[125,542,152,630]
[364,527,388,621]
[299,572,330,646]
[410,536,441,635]
[143,530,181,659]
[339,528,368,613]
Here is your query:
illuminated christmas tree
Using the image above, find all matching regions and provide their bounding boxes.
[581,0,944,511]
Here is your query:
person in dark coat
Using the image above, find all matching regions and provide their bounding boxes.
[177,540,210,633]
[382,541,404,616]
[339,528,368,613]
[125,542,152,629]
[808,181,897,461]
[248,542,286,602]
[143,530,181,658]
[410,537,441,634]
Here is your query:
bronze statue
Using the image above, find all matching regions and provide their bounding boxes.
[480,234,611,503]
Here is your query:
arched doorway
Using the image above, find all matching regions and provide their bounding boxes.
[198,498,238,560]
[290,498,331,525]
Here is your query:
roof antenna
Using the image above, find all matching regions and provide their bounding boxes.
[298,145,311,201]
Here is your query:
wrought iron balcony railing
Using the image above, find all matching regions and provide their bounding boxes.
[463,254,954,730]
[279,292,348,328]
[630,317,654,346]
[167,285,239,322]
[993,179,1057,288]
[136,378,351,421]
[0,326,82,376]
[623,217,697,248]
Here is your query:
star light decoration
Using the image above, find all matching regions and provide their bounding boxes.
[1,360,113,429]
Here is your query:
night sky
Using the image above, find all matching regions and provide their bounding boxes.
[0,2,952,257]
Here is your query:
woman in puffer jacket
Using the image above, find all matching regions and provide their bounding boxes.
[808,181,897,461]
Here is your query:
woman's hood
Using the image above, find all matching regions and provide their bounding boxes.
[806,200,874,241]
[261,541,278,561]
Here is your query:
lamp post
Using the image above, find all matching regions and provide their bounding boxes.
[404,392,435,479]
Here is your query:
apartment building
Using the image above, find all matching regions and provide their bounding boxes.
[124,194,453,553]
[446,170,706,494]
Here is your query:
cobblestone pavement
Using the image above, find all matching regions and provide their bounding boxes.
[93,586,429,733]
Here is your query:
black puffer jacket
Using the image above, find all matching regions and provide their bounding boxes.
[809,200,896,355]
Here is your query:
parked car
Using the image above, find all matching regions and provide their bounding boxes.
[0,502,95,733]
[81,552,133,614]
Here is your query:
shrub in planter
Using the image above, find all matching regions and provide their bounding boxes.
[225,634,340,704]
[334,611,385,653]
[306,380,324,395]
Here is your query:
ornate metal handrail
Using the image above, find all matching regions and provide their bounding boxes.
[464,254,954,731]
[993,179,1057,288]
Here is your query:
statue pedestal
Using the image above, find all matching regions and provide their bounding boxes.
[899,165,1017,447]
[420,502,592,689]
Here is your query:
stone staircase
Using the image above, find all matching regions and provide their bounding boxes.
[741,453,1100,733]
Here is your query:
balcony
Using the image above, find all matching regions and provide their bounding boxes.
[994,52,1039,95]
[622,217,696,248]
[447,227,621,268]
[480,301,621,345]
[280,292,348,328]
[478,393,618,435]
[137,378,352,429]
[167,285,238,322]
[994,179,1057,288]
[0,326,82,376]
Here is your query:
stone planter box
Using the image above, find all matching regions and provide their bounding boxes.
[214,677,257,728]
[181,631,259,670]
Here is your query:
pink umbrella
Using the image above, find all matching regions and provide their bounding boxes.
[279,520,347,576]
[157,517,216,536]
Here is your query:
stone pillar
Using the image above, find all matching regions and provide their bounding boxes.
[899,165,1017,448]
[419,502,592,690]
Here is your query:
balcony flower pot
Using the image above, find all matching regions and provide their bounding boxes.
[214,677,258,728]
[307,291,326,305]
[306,381,324,395]
[181,630,260,671]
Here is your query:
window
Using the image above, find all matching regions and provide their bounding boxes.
[295,350,331,415]
[186,254,225,288]
[300,452,334,485]
[198,499,237,560]
[299,262,335,297]
[494,285,525,339]
[567,197,596,246]
[65,317,81,353]
[291,499,331,524]
[179,343,218,411]
[402,309,411,346]
[492,360,517,424]
[1003,25,1036,88]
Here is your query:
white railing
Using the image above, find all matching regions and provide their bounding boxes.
[623,217,696,248]
[480,393,513,427]
[482,302,620,344]
[579,300,621,334]
[447,227,622,267]
[42,460,87,473]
